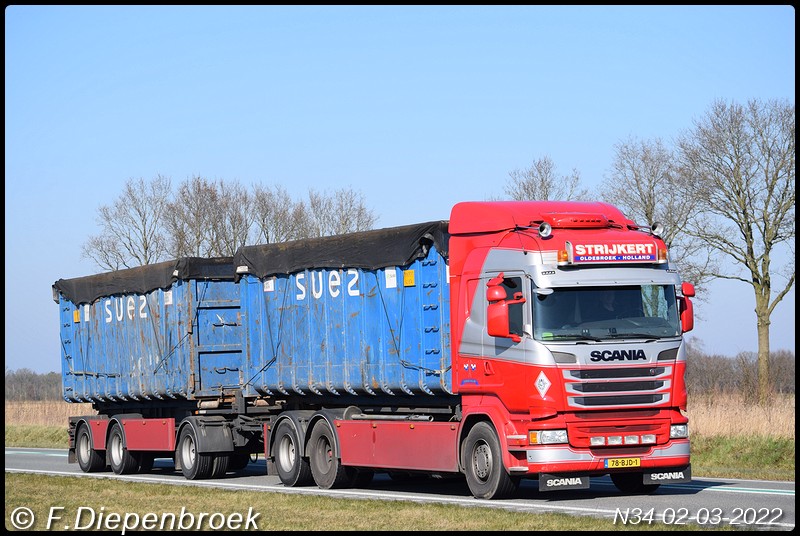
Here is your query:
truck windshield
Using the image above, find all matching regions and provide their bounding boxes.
[532,284,681,341]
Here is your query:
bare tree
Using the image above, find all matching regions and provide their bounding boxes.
[251,184,310,244]
[165,176,220,257]
[600,137,716,298]
[676,98,795,404]
[209,180,254,256]
[4,367,62,401]
[306,186,377,237]
[82,175,172,270]
[84,178,378,267]
[505,155,589,201]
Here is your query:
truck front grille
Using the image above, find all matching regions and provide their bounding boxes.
[563,366,671,409]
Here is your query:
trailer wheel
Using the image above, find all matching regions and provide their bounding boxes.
[229,452,251,472]
[138,454,155,474]
[108,423,139,475]
[211,454,230,478]
[178,425,213,480]
[308,420,356,489]
[273,421,313,486]
[75,424,105,473]
[463,422,519,499]
[610,472,660,494]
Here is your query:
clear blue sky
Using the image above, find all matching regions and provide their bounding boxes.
[5,5,795,373]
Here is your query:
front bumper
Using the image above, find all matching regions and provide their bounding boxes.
[509,438,690,475]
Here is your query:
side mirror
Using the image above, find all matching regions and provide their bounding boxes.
[486,274,526,343]
[487,285,507,303]
[487,300,519,342]
[679,282,695,333]
[681,281,695,298]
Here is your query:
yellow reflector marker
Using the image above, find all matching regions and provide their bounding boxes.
[403,270,416,287]
[73,310,81,323]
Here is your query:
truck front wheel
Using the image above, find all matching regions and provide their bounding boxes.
[610,472,660,494]
[76,424,105,472]
[463,422,519,499]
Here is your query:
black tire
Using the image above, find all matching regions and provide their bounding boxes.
[387,471,416,482]
[388,471,432,483]
[178,425,213,480]
[138,453,155,474]
[273,420,313,486]
[108,423,139,475]
[308,419,356,489]
[610,472,660,494]
[462,421,519,499]
[229,452,251,472]
[354,469,375,486]
[75,424,106,473]
[211,454,230,478]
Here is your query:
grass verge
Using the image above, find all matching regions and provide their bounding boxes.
[5,473,730,531]
[689,434,795,481]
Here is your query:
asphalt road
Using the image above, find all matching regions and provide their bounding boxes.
[5,447,795,531]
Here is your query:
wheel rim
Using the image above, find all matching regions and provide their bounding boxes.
[277,435,296,473]
[182,434,196,469]
[109,431,123,467]
[471,440,492,482]
[315,435,333,473]
[77,431,90,464]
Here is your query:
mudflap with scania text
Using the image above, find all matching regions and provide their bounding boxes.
[538,474,591,492]
[643,464,691,485]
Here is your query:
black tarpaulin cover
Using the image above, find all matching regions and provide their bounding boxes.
[53,256,234,305]
[233,221,450,280]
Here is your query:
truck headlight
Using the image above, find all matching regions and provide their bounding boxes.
[670,424,689,439]
[530,429,568,445]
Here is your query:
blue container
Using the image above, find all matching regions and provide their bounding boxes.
[235,222,453,400]
[53,258,242,403]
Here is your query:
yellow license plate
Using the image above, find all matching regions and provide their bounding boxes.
[605,457,641,468]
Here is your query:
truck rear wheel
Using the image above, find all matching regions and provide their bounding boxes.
[463,422,519,499]
[610,472,660,494]
[108,423,139,475]
[76,424,105,472]
[178,425,213,480]
[308,420,356,489]
[274,421,313,486]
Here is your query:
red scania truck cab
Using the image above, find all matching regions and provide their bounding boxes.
[447,201,694,497]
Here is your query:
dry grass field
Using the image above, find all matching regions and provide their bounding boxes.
[687,392,795,438]
[4,400,94,427]
[5,394,795,439]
